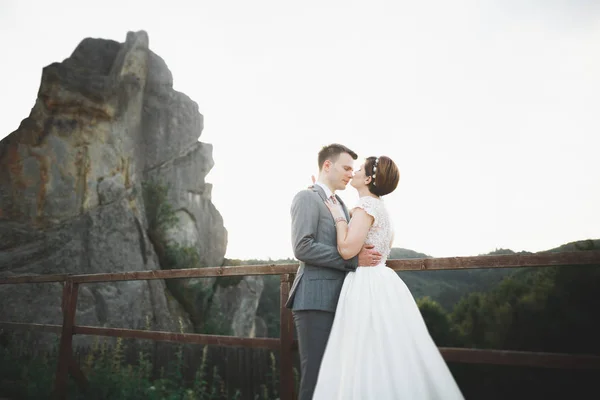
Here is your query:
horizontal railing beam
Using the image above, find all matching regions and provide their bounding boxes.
[2,320,599,370]
[0,321,63,334]
[387,250,600,271]
[440,347,600,369]
[1,251,599,285]
[0,264,300,284]
[73,326,282,350]
[68,264,300,284]
[0,274,72,284]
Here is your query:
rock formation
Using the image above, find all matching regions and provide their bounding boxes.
[0,31,262,345]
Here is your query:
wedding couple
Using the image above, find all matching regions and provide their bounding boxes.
[285,144,465,399]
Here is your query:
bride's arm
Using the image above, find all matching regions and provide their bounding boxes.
[333,209,374,260]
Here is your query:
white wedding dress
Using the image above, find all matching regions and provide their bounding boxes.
[312,196,465,400]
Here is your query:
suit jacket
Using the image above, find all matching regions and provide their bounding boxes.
[285,184,358,312]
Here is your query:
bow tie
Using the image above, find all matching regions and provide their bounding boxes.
[329,195,338,204]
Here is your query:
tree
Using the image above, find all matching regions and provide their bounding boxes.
[417,297,461,346]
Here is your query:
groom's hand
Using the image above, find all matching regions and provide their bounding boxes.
[358,245,382,267]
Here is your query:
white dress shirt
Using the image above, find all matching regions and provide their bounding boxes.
[315,181,347,220]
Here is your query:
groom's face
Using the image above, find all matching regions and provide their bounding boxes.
[327,152,355,191]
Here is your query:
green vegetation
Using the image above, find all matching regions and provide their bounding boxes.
[141,181,179,252]
[141,181,242,336]
[0,329,289,399]
[389,247,521,311]
[250,242,600,398]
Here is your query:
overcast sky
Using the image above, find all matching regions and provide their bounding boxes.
[1,0,599,260]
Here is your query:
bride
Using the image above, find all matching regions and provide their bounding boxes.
[312,156,465,400]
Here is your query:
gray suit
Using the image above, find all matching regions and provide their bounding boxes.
[286,185,358,400]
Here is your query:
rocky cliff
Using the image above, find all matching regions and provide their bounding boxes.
[0,31,263,344]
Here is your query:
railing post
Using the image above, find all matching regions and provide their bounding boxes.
[54,280,79,400]
[280,273,296,400]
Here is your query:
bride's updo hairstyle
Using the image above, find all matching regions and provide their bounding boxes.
[364,156,400,197]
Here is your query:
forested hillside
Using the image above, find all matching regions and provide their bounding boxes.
[248,240,599,398]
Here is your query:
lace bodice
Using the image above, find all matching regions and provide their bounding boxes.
[352,196,394,265]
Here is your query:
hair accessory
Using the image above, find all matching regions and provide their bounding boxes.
[372,157,379,186]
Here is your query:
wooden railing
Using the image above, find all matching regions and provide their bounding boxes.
[2,250,600,399]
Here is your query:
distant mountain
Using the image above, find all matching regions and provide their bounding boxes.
[388,239,598,311]
[542,238,599,253]
[252,239,598,336]
[388,248,431,259]
[388,247,510,310]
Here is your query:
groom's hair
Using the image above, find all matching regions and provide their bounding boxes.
[318,144,358,171]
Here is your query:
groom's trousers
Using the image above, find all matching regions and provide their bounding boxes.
[292,310,335,400]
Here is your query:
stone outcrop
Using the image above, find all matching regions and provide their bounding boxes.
[0,31,262,344]
[208,276,266,337]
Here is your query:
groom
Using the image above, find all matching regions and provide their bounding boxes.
[286,143,382,400]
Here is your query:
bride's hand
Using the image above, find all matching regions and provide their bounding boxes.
[324,198,344,219]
